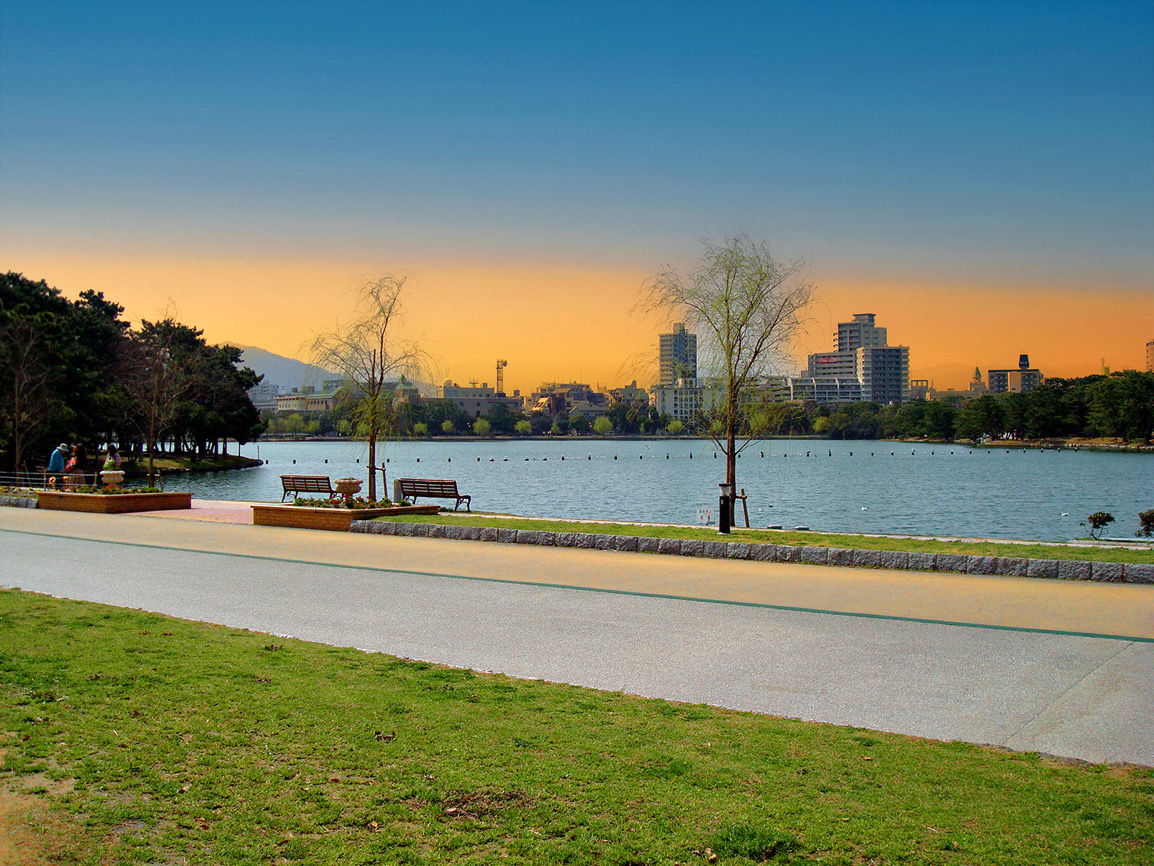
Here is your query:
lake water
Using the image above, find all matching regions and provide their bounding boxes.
[171,439,1153,543]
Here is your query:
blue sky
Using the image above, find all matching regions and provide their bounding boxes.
[1,0,1152,387]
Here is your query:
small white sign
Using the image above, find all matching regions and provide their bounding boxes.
[697,508,712,524]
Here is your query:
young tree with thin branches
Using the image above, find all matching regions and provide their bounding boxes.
[639,233,815,513]
[310,276,426,501]
[113,319,198,486]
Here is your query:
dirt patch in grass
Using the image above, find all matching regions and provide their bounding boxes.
[0,780,76,866]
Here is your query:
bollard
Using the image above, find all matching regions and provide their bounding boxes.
[719,483,732,534]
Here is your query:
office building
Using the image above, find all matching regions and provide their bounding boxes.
[768,376,862,404]
[651,378,722,423]
[988,355,1043,394]
[438,380,522,418]
[857,345,910,405]
[801,313,910,405]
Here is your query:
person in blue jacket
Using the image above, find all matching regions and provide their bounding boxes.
[47,442,69,487]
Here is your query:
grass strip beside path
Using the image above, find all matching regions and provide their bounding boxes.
[2,590,1152,865]
[371,513,1154,565]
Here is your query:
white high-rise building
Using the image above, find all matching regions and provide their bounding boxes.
[659,323,697,385]
[836,313,888,353]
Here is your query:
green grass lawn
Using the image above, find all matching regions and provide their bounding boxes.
[2,590,1151,865]
[371,513,1154,565]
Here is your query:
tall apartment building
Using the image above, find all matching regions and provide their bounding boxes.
[1147,340,1153,372]
[987,355,1043,394]
[802,313,910,405]
[659,323,697,385]
[836,313,888,353]
[857,345,910,405]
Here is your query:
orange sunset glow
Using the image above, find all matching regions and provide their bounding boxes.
[8,253,1151,395]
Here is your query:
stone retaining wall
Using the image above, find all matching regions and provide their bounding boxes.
[350,520,1154,584]
[0,495,37,509]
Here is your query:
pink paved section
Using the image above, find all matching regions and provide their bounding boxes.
[125,499,257,524]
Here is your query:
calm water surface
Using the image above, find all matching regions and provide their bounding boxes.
[174,439,1153,543]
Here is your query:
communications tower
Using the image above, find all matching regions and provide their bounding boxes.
[496,359,507,396]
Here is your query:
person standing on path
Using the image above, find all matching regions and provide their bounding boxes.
[66,443,89,489]
[47,442,69,487]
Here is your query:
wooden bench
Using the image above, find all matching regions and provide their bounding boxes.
[280,474,339,502]
[397,478,471,511]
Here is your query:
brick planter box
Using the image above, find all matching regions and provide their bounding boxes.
[251,503,439,531]
[37,490,192,514]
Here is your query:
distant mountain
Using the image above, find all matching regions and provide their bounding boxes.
[226,344,338,390]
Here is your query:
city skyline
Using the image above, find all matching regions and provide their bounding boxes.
[1,0,1151,395]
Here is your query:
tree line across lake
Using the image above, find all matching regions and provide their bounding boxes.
[269,370,1154,445]
[0,272,264,474]
[809,374,1153,443]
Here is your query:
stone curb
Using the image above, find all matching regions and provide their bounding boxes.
[0,495,38,509]
[349,520,1154,584]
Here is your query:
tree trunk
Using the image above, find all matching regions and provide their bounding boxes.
[726,384,738,522]
[367,435,377,501]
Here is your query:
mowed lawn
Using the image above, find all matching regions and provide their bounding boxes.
[367,513,1154,565]
[1,589,1151,865]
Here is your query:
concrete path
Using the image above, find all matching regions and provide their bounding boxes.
[2,504,1152,766]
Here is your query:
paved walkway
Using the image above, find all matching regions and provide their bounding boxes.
[2,502,1152,766]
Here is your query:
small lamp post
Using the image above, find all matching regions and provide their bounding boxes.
[718,482,732,534]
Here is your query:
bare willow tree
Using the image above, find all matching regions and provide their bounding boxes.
[639,233,815,509]
[310,276,426,501]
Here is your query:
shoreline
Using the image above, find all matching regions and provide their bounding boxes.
[251,434,1154,453]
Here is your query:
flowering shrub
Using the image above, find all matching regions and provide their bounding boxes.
[71,485,162,495]
[292,496,411,510]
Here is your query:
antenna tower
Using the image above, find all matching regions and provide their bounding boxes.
[496,359,508,395]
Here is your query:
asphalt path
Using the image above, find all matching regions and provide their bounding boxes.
[2,506,1152,766]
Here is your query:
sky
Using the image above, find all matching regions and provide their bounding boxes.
[1,0,1151,393]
